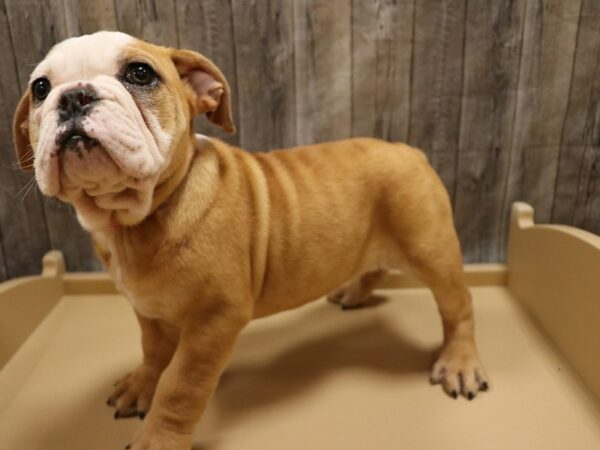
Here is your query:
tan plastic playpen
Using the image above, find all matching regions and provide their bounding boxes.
[0,202,599,449]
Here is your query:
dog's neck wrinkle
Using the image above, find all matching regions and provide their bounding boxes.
[156,138,222,238]
[149,149,194,217]
[145,130,195,215]
[94,135,221,256]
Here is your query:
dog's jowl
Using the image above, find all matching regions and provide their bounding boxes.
[13,31,489,450]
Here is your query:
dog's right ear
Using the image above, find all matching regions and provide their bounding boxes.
[170,49,235,134]
[13,92,34,171]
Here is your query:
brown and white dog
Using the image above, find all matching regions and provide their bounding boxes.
[13,32,489,449]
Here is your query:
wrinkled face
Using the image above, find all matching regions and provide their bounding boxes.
[14,31,234,230]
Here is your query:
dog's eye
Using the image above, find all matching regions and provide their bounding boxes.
[124,63,157,86]
[31,77,51,101]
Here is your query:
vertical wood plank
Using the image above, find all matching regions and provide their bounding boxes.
[553,0,600,236]
[294,0,352,145]
[0,0,51,277]
[454,0,526,262]
[5,0,100,273]
[176,0,240,146]
[43,200,102,271]
[63,0,118,35]
[0,231,7,281]
[5,0,69,88]
[500,0,582,259]
[231,0,296,151]
[351,0,414,142]
[114,0,179,47]
[408,0,467,200]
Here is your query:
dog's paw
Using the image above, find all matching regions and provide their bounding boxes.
[327,270,386,310]
[126,424,193,450]
[107,365,161,419]
[327,286,369,310]
[430,341,489,400]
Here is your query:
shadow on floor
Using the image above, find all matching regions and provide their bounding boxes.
[211,297,436,429]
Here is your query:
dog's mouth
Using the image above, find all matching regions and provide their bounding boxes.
[56,122,99,153]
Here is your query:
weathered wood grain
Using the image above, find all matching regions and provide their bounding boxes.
[408,0,467,201]
[115,0,178,47]
[231,0,296,151]
[63,0,118,35]
[499,0,582,258]
[0,1,51,277]
[1,0,599,277]
[552,0,600,235]
[0,232,6,281]
[5,0,68,87]
[351,0,414,142]
[454,0,526,262]
[5,0,100,273]
[42,199,102,272]
[175,0,240,145]
[294,0,352,145]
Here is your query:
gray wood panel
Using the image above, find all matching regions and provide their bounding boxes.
[115,0,178,47]
[351,0,413,142]
[63,0,118,34]
[408,0,467,200]
[42,199,101,272]
[231,0,296,151]
[552,0,600,235]
[500,0,582,257]
[0,0,599,277]
[5,0,70,87]
[294,0,352,145]
[0,231,6,281]
[175,0,240,146]
[454,0,526,263]
[0,1,52,279]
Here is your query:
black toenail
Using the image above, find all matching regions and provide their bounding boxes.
[467,392,474,400]
[139,412,146,420]
[480,381,489,391]
[106,399,111,405]
[114,411,120,420]
[451,390,458,399]
[125,446,131,449]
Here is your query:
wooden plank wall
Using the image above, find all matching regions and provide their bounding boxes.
[0,0,598,280]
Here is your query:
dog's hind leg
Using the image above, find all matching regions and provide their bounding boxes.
[410,254,489,399]
[327,269,387,310]
[378,148,490,400]
[390,198,490,399]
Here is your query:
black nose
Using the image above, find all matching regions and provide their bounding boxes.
[58,87,98,122]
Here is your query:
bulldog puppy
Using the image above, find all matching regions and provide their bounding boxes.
[13,31,489,450]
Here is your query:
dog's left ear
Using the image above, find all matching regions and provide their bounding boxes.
[170,49,235,133]
[12,92,34,171]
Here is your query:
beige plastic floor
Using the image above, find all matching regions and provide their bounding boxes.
[1,287,599,450]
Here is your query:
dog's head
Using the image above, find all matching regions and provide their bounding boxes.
[13,31,234,230]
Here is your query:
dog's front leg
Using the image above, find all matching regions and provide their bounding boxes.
[128,304,251,450]
[109,312,179,419]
